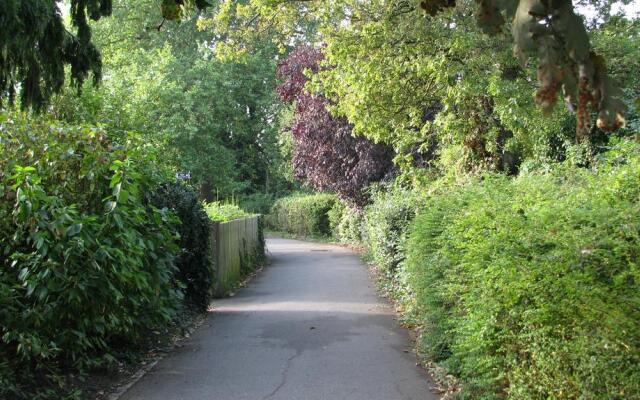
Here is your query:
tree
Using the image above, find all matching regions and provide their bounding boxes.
[277,45,393,205]
[0,0,208,110]
[317,1,574,177]
[50,0,284,200]
[0,0,108,109]
[202,0,628,136]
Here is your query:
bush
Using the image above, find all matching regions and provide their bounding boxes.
[0,113,181,399]
[150,183,212,310]
[362,187,422,276]
[204,201,251,222]
[239,192,276,215]
[329,201,365,244]
[402,140,640,399]
[267,193,337,237]
[240,215,267,275]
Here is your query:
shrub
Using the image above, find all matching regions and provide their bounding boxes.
[240,215,267,275]
[402,140,640,399]
[239,192,276,215]
[150,183,212,310]
[205,201,251,222]
[329,201,365,244]
[267,193,337,237]
[362,187,423,276]
[0,113,181,398]
[327,200,345,238]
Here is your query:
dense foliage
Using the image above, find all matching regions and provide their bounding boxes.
[50,0,287,200]
[401,140,640,399]
[0,113,181,398]
[0,0,107,110]
[423,0,627,135]
[204,0,628,134]
[205,201,252,222]
[359,188,423,276]
[267,193,338,237]
[150,183,213,310]
[238,193,277,215]
[0,0,210,110]
[276,45,393,205]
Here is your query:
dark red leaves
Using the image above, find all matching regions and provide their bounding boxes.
[277,46,393,206]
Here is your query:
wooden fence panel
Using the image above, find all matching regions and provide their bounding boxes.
[210,216,262,297]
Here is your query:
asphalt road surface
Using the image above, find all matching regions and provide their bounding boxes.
[119,237,439,400]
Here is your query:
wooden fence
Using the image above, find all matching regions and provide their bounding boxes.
[209,215,263,297]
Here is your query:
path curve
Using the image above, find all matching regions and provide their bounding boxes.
[119,237,439,400]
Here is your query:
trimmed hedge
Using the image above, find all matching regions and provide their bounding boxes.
[205,201,252,222]
[328,201,360,244]
[267,193,337,237]
[361,188,422,276]
[402,140,640,399]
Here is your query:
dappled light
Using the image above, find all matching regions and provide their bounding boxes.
[1,0,638,399]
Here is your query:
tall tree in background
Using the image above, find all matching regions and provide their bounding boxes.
[277,45,393,206]
[203,0,629,137]
[0,0,211,110]
[50,0,284,200]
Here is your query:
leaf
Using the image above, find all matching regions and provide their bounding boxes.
[105,201,117,213]
[195,0,212,9]
[18,267,29,281]
[112,182,122,197]
[66,223,83,237]
[162,0,183,20]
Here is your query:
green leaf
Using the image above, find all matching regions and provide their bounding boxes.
[105,201,117,213]
[112,182,122,197]
[66,223,83,237]
[18,267,29,281]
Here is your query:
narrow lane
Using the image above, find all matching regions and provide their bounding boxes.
[120,237,439,400]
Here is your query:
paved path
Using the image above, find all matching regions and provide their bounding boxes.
[120,237,439,400]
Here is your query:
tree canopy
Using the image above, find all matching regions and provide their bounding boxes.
[201,0,629,136]
[0,0,209,109]
[276,45,393,205]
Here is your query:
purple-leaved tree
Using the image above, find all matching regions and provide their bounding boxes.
[277,45,393,206]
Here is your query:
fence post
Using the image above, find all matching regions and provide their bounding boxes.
[209,221,221,297]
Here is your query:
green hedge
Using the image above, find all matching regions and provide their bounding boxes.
[205,201,252,222]
[0,113,182,399]
[267,193,337,237]
[150,183,213,310]
[361,187,422,276]
[402,140,640,399]
[239,193,276,215]
[329,201,365,244]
